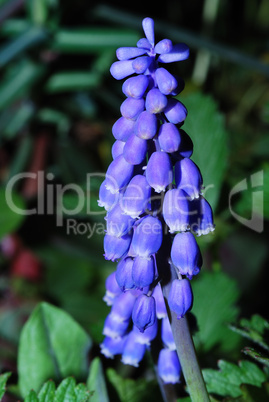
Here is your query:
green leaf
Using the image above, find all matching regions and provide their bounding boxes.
[53,29,139,53]
[2,102,35,140]
[192,271,241,353]
[45,72,101,93]
[0,187,25,240]
[181,91,229,210]
[0,27,47,68]
[229,314,269,352]
[0,60,44,112]
[54,377,77,401]
[26,0,48,25]
[0,372,11,400]
[38,380,56,402]
[106,368,160,402]
[25,389,39,402]
[226,382,269,401]
[87,357,109,402]
[242,347,269,368]
[203,359,267,398]
[18,302,92,397]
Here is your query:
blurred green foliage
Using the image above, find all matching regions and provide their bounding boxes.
[0,0,268,400]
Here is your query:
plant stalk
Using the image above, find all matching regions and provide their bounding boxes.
[157,233,210,402]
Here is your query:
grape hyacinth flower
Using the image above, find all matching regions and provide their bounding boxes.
[99,17,214,394]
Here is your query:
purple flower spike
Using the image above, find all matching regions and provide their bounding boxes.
[146,88,168,114]
[155,68,178,95]
[121,332,147,367]
[158,43,189,63]
[132,56,152,74]
[116,47,146,61]
[131,216,163,258]
[158,122,181,153]
[110,60,135,80]
[133,318,158,345]
[110,290,136,321]
[103,271,122,306]
[103,232,132,261]
[154,39,173,55]
[175,158,203,200]
[103,313,130,338]
[105,155,134,193]
[120,97,145,120]
[162,188,190,233]
[142,17,155,46]
[153,284,167,319]
[106,203,135,237]
[161,317,176,350]
[158,349,181,384]
[132,255,156,288]
[121,174,151,218]
[112,116,135,141]
[168,278,193,319]
[122,75,149,99]
[171,232,202,279]
[146,151,173,193]
[190,196,215,236]
[123,134,148,165]
[100,335,127,359]
[132,294,156,332]
[111,140,125,159]
[134,110,158,140]
[98,180,119,211]
[115,257,135,291]
[164,98,188,124]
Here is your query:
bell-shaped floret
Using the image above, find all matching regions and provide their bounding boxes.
[132,56,153,74]
[122,75,149,99]
[103,232,132,261]
[123,134,147,165]
[146,88,168,114]
[154,39,173,55]
[132,294,156,332]
[121,332,147,367]
[177,129,193,158]
[164,98,188,124]
[111,140,125,159]
[106,203,135,238]
[137,38,151,50]
[98,179,119,211]
[168,278,193,319]
[132,318,158,345]
[161,317,176,350]
[134,110,158,140]
[162,188,190,233]
[103,313,130,338]
[146,151,173,193]
[110,290,136,321]
[103,271,122,305]
[110,60,135,80]
[170,75,185,96]
[175,158,203,200]
[105,155,134,194]
[132,255,156,288]
[155,68,178,95]
[157,349,181,384]
[158,43,189,63]
[112,116,135,141]
[120,97,145,120]
[142,17,155,46]
[115,257,135,291]
[121,174,151,218]
[131,216,163,258]
[116,47,146,61]
[153,283,167,319]
[100,335,127,359]
[171,232,202,279]
[189,196,215,236]
[158,122,181,153]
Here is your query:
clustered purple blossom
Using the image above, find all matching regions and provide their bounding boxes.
[98,17,214,384]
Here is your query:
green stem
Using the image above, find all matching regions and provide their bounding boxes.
[157,235,210,402]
